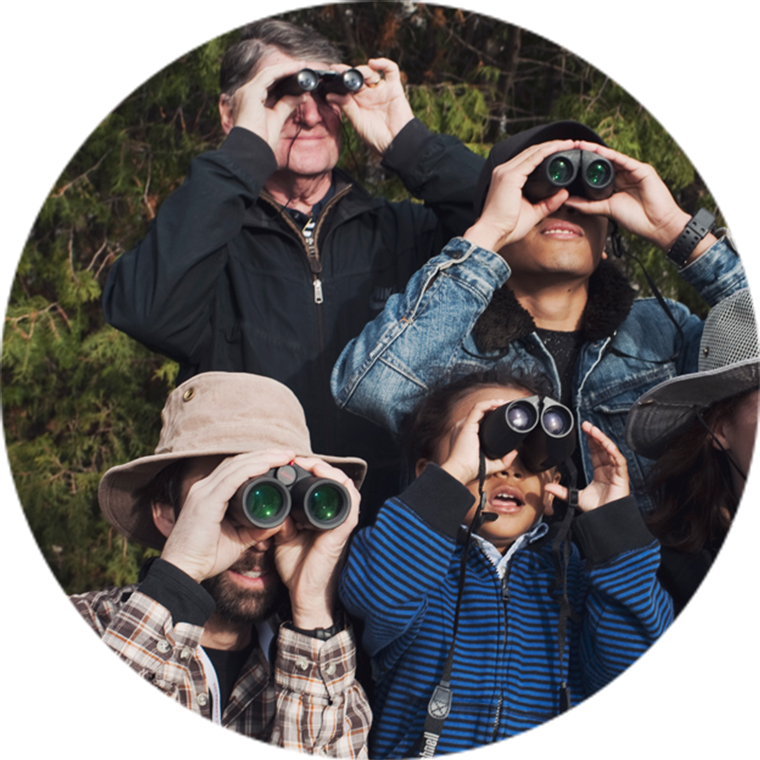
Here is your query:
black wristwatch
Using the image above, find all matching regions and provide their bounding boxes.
[284,618,344,641]
[667,208,715,268]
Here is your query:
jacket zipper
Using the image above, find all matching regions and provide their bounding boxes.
[264,185,353,305]
[492,565,512,742]
[301,216,323,303]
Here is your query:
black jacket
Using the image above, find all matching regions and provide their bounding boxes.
[102,120,484,514]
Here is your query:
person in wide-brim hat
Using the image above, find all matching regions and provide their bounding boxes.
[626,288,759,467]
[625,288,759,614]
[99,371,367,550]
[69,371,371,750]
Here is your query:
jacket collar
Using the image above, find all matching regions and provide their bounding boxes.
[471,258,636,353]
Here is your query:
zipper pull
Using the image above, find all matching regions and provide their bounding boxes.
[501,572,510,603]
[302,217,317,256]
[313,278,324,304]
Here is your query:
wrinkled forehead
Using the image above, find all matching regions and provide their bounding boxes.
[255,46,332,78]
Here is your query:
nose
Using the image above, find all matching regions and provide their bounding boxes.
[293,95,324,127]
[494,456,526,479]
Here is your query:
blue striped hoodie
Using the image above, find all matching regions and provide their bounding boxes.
[340,464,673,757]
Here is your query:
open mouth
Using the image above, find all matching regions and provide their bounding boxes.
[540,220,584,238]
[488,488,526,514]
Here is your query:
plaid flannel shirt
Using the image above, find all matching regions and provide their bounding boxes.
[0,587,371,760]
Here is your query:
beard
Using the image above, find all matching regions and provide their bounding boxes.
[201,550,285,625]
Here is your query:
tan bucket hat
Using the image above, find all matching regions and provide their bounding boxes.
[625,289,759,460]
[98,372,368,549]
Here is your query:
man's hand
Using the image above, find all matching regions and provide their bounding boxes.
[272,456,361,630]
[159,449,296,583]
[328,58,415,155]
[463,139,578,254]
[544,421,630,512]
[219,60,312,156]
[564,141,717,260]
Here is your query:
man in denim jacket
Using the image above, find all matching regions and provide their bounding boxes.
[331,121,746,515]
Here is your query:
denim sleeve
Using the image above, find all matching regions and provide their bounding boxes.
[679,234,747,306]
[330,237,510,438]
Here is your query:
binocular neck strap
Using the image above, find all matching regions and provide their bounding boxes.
[417,451,488,757]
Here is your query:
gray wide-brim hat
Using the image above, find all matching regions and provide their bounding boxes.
[98,372,368,550]
[625,289,759,460]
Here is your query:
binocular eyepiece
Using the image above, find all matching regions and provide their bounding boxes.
[269,68,364,102]
[228,462,351,530]
[478,395,576,472]
[524,149,614,202]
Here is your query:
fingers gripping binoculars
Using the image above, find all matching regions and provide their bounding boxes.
[523,150,615,202]
[479,395,576,472]
[270,68,364,102]
[228,462,351,530]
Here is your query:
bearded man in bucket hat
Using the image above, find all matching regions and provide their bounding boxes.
[332,120,747,516]
[70,372,371,756]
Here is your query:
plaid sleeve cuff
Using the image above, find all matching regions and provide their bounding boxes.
[275,625,358,700]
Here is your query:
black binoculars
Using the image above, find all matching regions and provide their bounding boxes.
[269,68,364,102]
[228,462,351,530]
[478,395,576,472]
[523,149,615,202]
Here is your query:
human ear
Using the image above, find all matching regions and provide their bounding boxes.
[415,458,431,478]
[218,94,236,135]
[710,416,732,452]
[151,502,177,539]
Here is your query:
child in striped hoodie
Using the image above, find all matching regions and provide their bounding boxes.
[340,372,673,757]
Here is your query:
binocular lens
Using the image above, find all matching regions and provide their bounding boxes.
[543,408,572,436]
[341,69,364,92]
[245,483,287,522]
[585,159,612,187]
[548,156,574,184]
[307,485,344,522]
[296,69,320,91]
[507,403,537,431]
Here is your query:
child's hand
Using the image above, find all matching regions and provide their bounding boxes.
[545,421,629,512]
[439,398,518,485]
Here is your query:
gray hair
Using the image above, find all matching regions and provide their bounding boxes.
[219,19,344,96]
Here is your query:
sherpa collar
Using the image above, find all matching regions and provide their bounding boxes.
[471,259,636,353]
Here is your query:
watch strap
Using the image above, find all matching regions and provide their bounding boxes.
[667,208,715,268]
[284,617,344,640]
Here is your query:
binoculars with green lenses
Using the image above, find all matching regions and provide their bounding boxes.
[479,395,576,472]
[523,149,615,202]
[270,68,364,102]
[228,462,351,530]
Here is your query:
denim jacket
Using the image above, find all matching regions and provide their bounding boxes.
[331,234,746,514]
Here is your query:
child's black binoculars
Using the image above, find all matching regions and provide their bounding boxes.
[228,462,350,530]
[523,149,615,202]
[270,68,364,102]
[479,395,576,472]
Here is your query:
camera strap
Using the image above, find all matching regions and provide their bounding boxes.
[607,222,685,365]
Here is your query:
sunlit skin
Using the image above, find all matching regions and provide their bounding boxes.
[151,449,361,650]
[217,49,415,215]
[417,384,631,554]
[463,137,720,332]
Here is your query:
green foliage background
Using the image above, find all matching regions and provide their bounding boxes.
[2,2,719,595]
